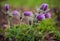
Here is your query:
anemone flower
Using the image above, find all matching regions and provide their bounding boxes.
[24,11,32,16]
[23,11,33,25]
[5,4,9,11]
[37,13,45,21]
[40,3,48,11]
[45,12,51,18]
[13,10,19,15]
[12,10,20,25]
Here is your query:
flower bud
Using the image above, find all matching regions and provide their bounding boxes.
[37,13,45,21]
[5,4,9,11]
[41,3,48,11]
[13,10,19,15]
[45,12,51,18]
[24,11,32,16]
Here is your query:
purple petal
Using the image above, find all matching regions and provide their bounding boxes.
[45,12,51,18]
[24,11,32,16]
[41,3,48,11]
[5,4,9,11]
[13,10,19,15]
[37,13,45,21]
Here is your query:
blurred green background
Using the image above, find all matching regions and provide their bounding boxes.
[0,0,60,8]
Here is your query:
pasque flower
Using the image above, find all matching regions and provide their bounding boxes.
[5,4,9,11]
[12,10,20,25]
[13,10,19,15]
[45,12,51,18]
[24,11,32,16]
[37,13,45,21]
[40,3,48,11]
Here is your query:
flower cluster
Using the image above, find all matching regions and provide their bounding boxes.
[4,3,51,24]
[37,3,51,21]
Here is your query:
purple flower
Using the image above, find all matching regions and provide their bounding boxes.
[5,4,9,11]
[45,12,51,18]
[13,10,19,15]
[41,3,48,11]
[37,13,45,21]
[24,11,32,16]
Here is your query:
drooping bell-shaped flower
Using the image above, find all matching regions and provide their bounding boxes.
[13,10,19,15]
[5,4,9,11]
[45,12,51,18]
[24,11,32,16]
[40,3,48,11]
[22,11,33,25]
[37,13,45,21]
[12,10,20,25]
